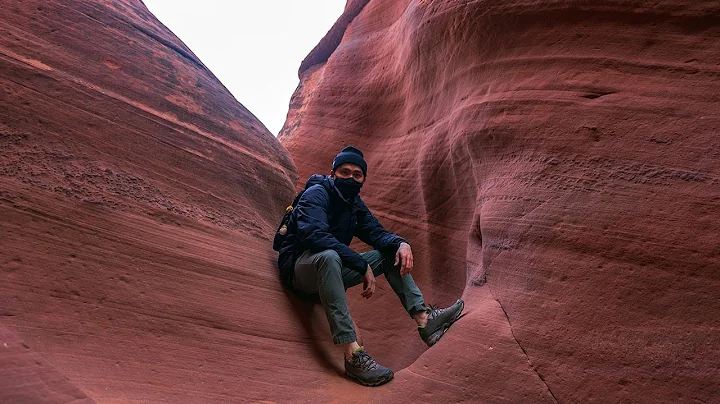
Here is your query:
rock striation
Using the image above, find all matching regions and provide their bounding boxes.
[0,0,332,402]
[280,0,720,402]
[0,324,92,403]
[2,0,719,402]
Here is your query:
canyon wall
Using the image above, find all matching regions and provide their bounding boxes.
[2,0,718,402]
[280,0,720,402]
[0,0,337,402]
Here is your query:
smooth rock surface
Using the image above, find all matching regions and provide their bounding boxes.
[3,0,719,402]
[0,0,345,402]
[280,0,720,402]
[0,324,93,403]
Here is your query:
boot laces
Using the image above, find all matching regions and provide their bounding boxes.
[353,351,378,371]
[427,304,446,319]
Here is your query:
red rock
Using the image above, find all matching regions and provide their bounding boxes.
[281,0,720,402]
[0,324,92,403]
[3,0,719,402]
[0,0,329,402]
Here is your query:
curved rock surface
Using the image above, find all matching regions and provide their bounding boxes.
[3,0,719,402]
[281,0,720,402]
[0,0,341,402]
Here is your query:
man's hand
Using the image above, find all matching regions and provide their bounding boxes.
[395,242,414,276]
[362,265,375,299]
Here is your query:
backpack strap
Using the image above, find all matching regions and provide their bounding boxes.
[272,175,327,252]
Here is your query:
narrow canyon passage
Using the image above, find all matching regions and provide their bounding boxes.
[1,0,719,403]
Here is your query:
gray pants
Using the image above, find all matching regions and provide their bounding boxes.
[293,249,426,345]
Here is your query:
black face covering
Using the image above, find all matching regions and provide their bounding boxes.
[334,177,363,200]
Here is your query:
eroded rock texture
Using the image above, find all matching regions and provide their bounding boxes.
[281,0,720,402]
[0,0,326,402]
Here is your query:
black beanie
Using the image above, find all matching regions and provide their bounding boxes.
[332,146,367,176]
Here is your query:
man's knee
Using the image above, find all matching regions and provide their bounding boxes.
[315,249,342,269]
[376,251,398,272]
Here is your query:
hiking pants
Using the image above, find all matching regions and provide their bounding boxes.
[293,249,426,345]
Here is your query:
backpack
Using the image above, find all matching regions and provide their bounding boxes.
[272,174,325,251]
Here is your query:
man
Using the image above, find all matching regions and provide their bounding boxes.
[277,146,464,386]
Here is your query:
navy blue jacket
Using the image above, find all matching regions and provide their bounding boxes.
[277,175,406,287]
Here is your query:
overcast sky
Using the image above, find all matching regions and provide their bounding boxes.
[143,1,346,135]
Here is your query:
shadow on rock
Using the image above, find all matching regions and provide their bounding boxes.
[272,256,344,377]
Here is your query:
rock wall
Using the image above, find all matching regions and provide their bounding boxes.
[3,0,719,402]
[0,1,340,402]
[0,324,92,403]
[280,0,720,402]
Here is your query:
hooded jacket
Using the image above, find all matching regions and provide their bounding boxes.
[277,175,406,287]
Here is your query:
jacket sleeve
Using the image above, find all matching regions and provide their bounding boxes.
[354,200,407,252]
[295,186,368,273]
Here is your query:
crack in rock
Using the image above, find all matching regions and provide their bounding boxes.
[491,288,560,404]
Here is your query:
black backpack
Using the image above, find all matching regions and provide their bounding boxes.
[272,174,325,251]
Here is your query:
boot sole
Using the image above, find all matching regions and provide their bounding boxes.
[345,371,394,387]
[424,300,465,347]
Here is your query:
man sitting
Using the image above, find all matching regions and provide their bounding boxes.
[277,146,464,386]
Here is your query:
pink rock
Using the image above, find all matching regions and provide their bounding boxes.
[0,325,92,403]
[0,1,316,402]
[281,0,720,402]
[2,0,718,402]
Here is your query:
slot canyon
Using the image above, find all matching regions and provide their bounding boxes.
[1,0,719,403]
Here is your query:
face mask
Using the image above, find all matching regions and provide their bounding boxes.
[334,177,363,200]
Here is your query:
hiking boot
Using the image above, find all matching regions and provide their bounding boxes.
[344,348,394,386]
[418,299,465,347]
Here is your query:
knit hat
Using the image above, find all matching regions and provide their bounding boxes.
[332,146,367,176]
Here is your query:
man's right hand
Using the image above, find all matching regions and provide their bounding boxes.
[361,265,375,299]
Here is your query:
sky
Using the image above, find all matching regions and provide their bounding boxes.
[143,1,346,135]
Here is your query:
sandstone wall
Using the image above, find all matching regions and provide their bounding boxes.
[280,0,720,402]
[3,0,718,402]
[0,1,340,402]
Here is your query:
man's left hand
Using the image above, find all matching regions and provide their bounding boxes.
[394,242,414,276]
